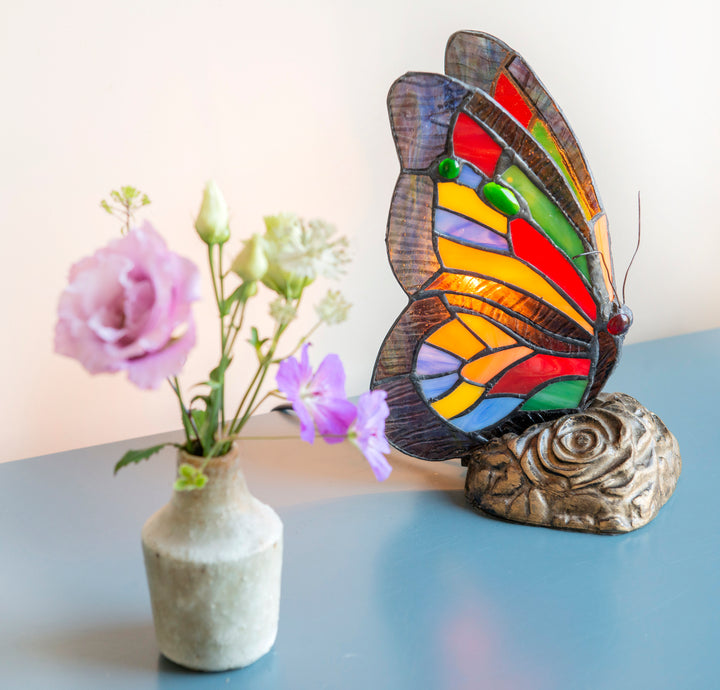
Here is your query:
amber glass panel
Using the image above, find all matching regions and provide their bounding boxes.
[425,318,486,360]
[592,214,615,300]
[437,183,507,234]
[445,292,591,350]
[431,381,485,418]
[462,346,533,385]
[500,166,589,279]
[452,112,503,176]
[436,238,594,333]
[457,313,516,349]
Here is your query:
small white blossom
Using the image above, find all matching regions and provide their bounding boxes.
[315,290,351,325]
[269,297,297,325]
[262,214,349,291]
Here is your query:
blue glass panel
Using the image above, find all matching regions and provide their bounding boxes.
[434,209,509,250]
[449,396,521,432]
[457,165,483,189]
[418,373,459,400]
[415,344,461,376]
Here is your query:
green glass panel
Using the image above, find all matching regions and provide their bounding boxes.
[530,121,582,202]
[483,182,520,215]
[501,165,589,279]
[521,379,588,411]
[438,157,461,179]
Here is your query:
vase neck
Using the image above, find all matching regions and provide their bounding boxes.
[171,445,252,510]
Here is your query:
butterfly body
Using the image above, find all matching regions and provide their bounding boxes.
[371,32,631,461]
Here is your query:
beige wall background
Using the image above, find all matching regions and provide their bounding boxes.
[2,0,718,462]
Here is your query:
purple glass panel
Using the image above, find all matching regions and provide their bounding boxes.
[416,344,461,376]
[434,209,509,250]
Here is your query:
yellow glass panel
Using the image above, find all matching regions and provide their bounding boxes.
[457,313,516,349]
[437,182,508,234]
[426,319,486,360]
[437,238,594,334]
[593,214,615,300]
[431,382,485,418]
[462,347,533,385]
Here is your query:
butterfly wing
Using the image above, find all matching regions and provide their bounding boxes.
[372,36,626,461]
[445,30,616,301]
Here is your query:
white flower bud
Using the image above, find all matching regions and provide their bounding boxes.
[194,180,230,245]
[231,234,268,282]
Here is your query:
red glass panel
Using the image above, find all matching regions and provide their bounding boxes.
[510,218,597,321]
[453,113,502,176]
[492,354,591,394]
[494,73,533,128]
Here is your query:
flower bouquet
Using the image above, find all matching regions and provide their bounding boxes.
[54,183,391,486]
[53,183,391,671]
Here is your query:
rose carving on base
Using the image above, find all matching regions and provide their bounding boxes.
[465,393,681,533]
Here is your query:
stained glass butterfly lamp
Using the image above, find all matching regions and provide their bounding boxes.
[371,31,681,533]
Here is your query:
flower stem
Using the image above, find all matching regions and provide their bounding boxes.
[168,377,200,447]
[227,322,286,435]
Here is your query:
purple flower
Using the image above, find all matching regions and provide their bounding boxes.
[349,390,392,481]
[54,222,200,390]
[276,344,356,444]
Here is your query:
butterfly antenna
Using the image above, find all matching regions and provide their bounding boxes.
[621,192,642,304]
[573,249,619,300]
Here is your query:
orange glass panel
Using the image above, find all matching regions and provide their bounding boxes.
[437,182,507,234]
[426,318,486,360]
[431,381,485,418]
[462,347,533,385]
[437,238,594,333]
[457,313,516,349]
[593,214,615,300]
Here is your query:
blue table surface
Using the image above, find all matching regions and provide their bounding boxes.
[1,328,719,689]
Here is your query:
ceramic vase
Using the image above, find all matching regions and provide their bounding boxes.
[141,444,283,671]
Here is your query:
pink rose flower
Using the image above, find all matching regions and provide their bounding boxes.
[54,222,200,389]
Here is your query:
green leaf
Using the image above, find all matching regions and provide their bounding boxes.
[191,408,207,431]
[174,463,209,491]
[114,444,168,474]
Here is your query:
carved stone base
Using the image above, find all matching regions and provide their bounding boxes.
[465,393,681,534]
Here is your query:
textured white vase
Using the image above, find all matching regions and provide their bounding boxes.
[141,445,283,671]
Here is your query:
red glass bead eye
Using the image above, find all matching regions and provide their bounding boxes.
[607,311,632,336]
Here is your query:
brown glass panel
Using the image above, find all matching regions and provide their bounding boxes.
[386,174,439,294]
[429,273,592,343]
[388,73,469,170]
[372,376,481,460]
[444,293,588,354]
[373,296,451,382]
[586,330,618,401]
[444,30,510,93]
